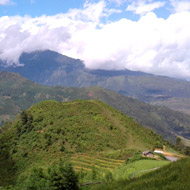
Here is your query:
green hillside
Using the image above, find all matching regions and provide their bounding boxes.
[1,71,190,143]
[0,100,170,188]
[93,158,190,190]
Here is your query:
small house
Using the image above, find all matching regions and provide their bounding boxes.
[142,150,154,158]
[154,149,164,154]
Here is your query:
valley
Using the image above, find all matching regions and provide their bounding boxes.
[1,71,190,144]
[1,0,190,189]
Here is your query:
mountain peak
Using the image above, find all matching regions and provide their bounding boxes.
[0,71,21,79]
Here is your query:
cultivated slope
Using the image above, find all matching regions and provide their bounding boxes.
[93,158,190,190]
[0,100,168,186]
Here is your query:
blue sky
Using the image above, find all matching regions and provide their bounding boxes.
[0,0,83,17]
[1,0,190,79]
[0,0,175,19]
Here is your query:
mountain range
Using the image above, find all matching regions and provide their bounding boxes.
[1,50,190,190]
[1,71,190,143]
[1,50,190,115]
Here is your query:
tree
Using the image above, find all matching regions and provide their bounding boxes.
[20,111,28,125]
[176,137,184,150]
[48,161,79,190]
[105,172,113,182]
[17,160,79,190]
[17,168,50,190]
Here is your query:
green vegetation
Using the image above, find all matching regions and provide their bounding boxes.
[93,158,190,190]
[152,97,190,116]
[16,160,79,190]
[1,71,190,143]
[0,100,172,189]
[175,136,190,155]
[113,159,169,180]
[1,50,190,189]
[70,154,125,183]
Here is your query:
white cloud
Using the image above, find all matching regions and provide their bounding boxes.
[108,0,127,6]
[1,1,190,79]
[0,0,12,5]
[126,0,165,15]
[170,0,190,12]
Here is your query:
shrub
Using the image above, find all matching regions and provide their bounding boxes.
[16,160,79,190]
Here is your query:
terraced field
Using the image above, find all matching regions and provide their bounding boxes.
[71,154,125,181]
[70,153,170,185]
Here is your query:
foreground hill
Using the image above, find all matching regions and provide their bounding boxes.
[0,100,169,187]
[1,71,190,143]
[93,158,190,190]
[1,50,190,115]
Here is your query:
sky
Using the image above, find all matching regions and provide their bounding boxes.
[0,0,190,79]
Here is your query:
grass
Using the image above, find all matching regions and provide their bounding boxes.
[93,158,190,190]
[112,160,170,180]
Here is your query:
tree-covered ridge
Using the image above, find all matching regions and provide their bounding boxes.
[1,71,190,143]
[0,100,169,187]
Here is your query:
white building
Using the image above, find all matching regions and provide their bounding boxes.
[154,149,164,154]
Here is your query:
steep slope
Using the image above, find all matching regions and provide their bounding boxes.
[0,100,168,186]
[0,50,85,86]
[1,50,190,114]
[93,158,190,190]
[1,71,190,143]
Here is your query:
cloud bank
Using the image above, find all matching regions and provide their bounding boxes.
[0,0,11,5]
[0,0,14,6]
[0,0,190,79]
[170,0,190,12]
[126,0,165,16]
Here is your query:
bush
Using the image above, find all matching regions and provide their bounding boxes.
[16,160,79,190]
[105,172,113,182]
[48,161,79,190]
[126,151,143,163]
[16,168,49,190]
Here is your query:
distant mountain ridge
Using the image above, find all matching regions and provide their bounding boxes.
[1,50,190,115]
[1,71,190,143]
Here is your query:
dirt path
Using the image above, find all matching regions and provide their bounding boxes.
[130,167,160,179]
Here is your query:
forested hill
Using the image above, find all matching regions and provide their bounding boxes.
[0,100,169,187]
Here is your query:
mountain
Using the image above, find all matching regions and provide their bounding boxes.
[1,50,190,115]
[0,100,169,187]
[1,71,190,143]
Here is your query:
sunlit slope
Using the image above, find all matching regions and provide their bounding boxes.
[0,100,169,186]
[93,158,190,190]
